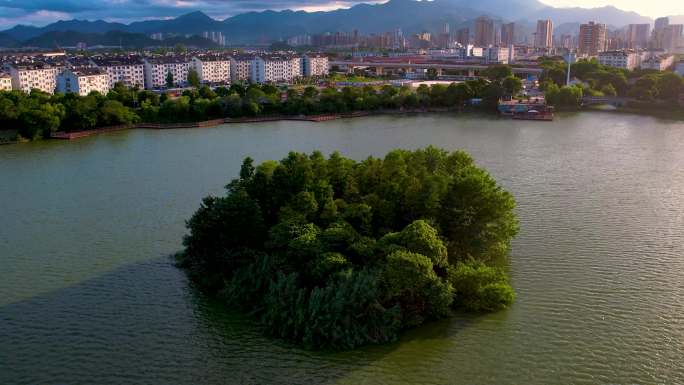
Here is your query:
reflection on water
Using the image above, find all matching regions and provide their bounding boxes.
[1,112,683,384]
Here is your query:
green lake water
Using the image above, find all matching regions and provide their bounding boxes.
[1,112,683,384]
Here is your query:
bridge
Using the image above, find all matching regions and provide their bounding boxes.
[329,60,544,77]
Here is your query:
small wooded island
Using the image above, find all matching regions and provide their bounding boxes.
[178,147,518,349]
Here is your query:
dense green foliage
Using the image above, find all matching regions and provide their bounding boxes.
[539,57,684,109]
[543,83,584,110]
[179,147,518,349]
[0,88,137,139]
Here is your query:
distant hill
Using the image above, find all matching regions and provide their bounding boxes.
[529,5,650,26]
[0,0,657,46]
[554,22,581,36]
[20,30,219,49]
[126,11,225,35]
[0,32,17,48]
[3,20,128,41]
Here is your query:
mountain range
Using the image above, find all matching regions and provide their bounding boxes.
[0,0,667,48]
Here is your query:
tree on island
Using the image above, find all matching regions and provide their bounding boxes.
[178,147,518,350]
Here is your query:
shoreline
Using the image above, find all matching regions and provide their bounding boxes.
[48,109,455,141]
[3,106,679,144]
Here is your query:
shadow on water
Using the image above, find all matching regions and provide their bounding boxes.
[0,255,481,385]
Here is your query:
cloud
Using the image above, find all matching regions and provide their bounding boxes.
[0,0,99,12]
[0,0,383,29]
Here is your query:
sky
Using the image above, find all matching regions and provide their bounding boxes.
[0,0,682,30]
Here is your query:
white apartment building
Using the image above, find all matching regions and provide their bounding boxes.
[301,54,329,77]
[251,55,301,84]
[483,46,511,64]
[57,68,110,96]
[230,56,253,83]
[469,46,484,57]
[192,55,231,85]
[90,56,145,88]
[597,50,640,70]
[640,54,675,71]
[0,72,12,91]
[6,62,61,94]
[144,56,192,89]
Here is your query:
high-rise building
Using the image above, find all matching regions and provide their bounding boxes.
[654,17,669,32]
[474,16,495,47]
[534,20,553,49]
[393,29,405,49]
[559,34,574,49]
[579,21,607,56]
[201,31,226,47]
[442,23,450,35]
[456,28,470,46]
[417,32,431,42]
[501,23,515,46]
[626,24,650,49]
[653,17,670,48]
[663,24,683,52]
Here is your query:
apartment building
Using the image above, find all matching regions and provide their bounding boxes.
[66,56,97,69]
[597,50,640,70]
[6,62,61,94]
[57,68,110,96]
[501,23,515,46]
[483,46,511,64]
[534,20,553,49]
[626,24,650,49]
[640,54,675,71]
[474,16,495,47]
[90,56,145,88]
[579,22,607,56]
[301,54,329,77]
[230,55,253,83]
[192,54,231,84]
[663,24,683,52]
[0,72,12,91]
[251,55,301,84]
[144,56,192,89]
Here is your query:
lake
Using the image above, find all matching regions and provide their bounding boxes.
[1,112,683,384]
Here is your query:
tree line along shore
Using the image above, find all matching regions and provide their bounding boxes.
[538,57,684,110]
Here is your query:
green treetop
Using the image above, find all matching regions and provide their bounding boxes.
[179,147,518,349]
